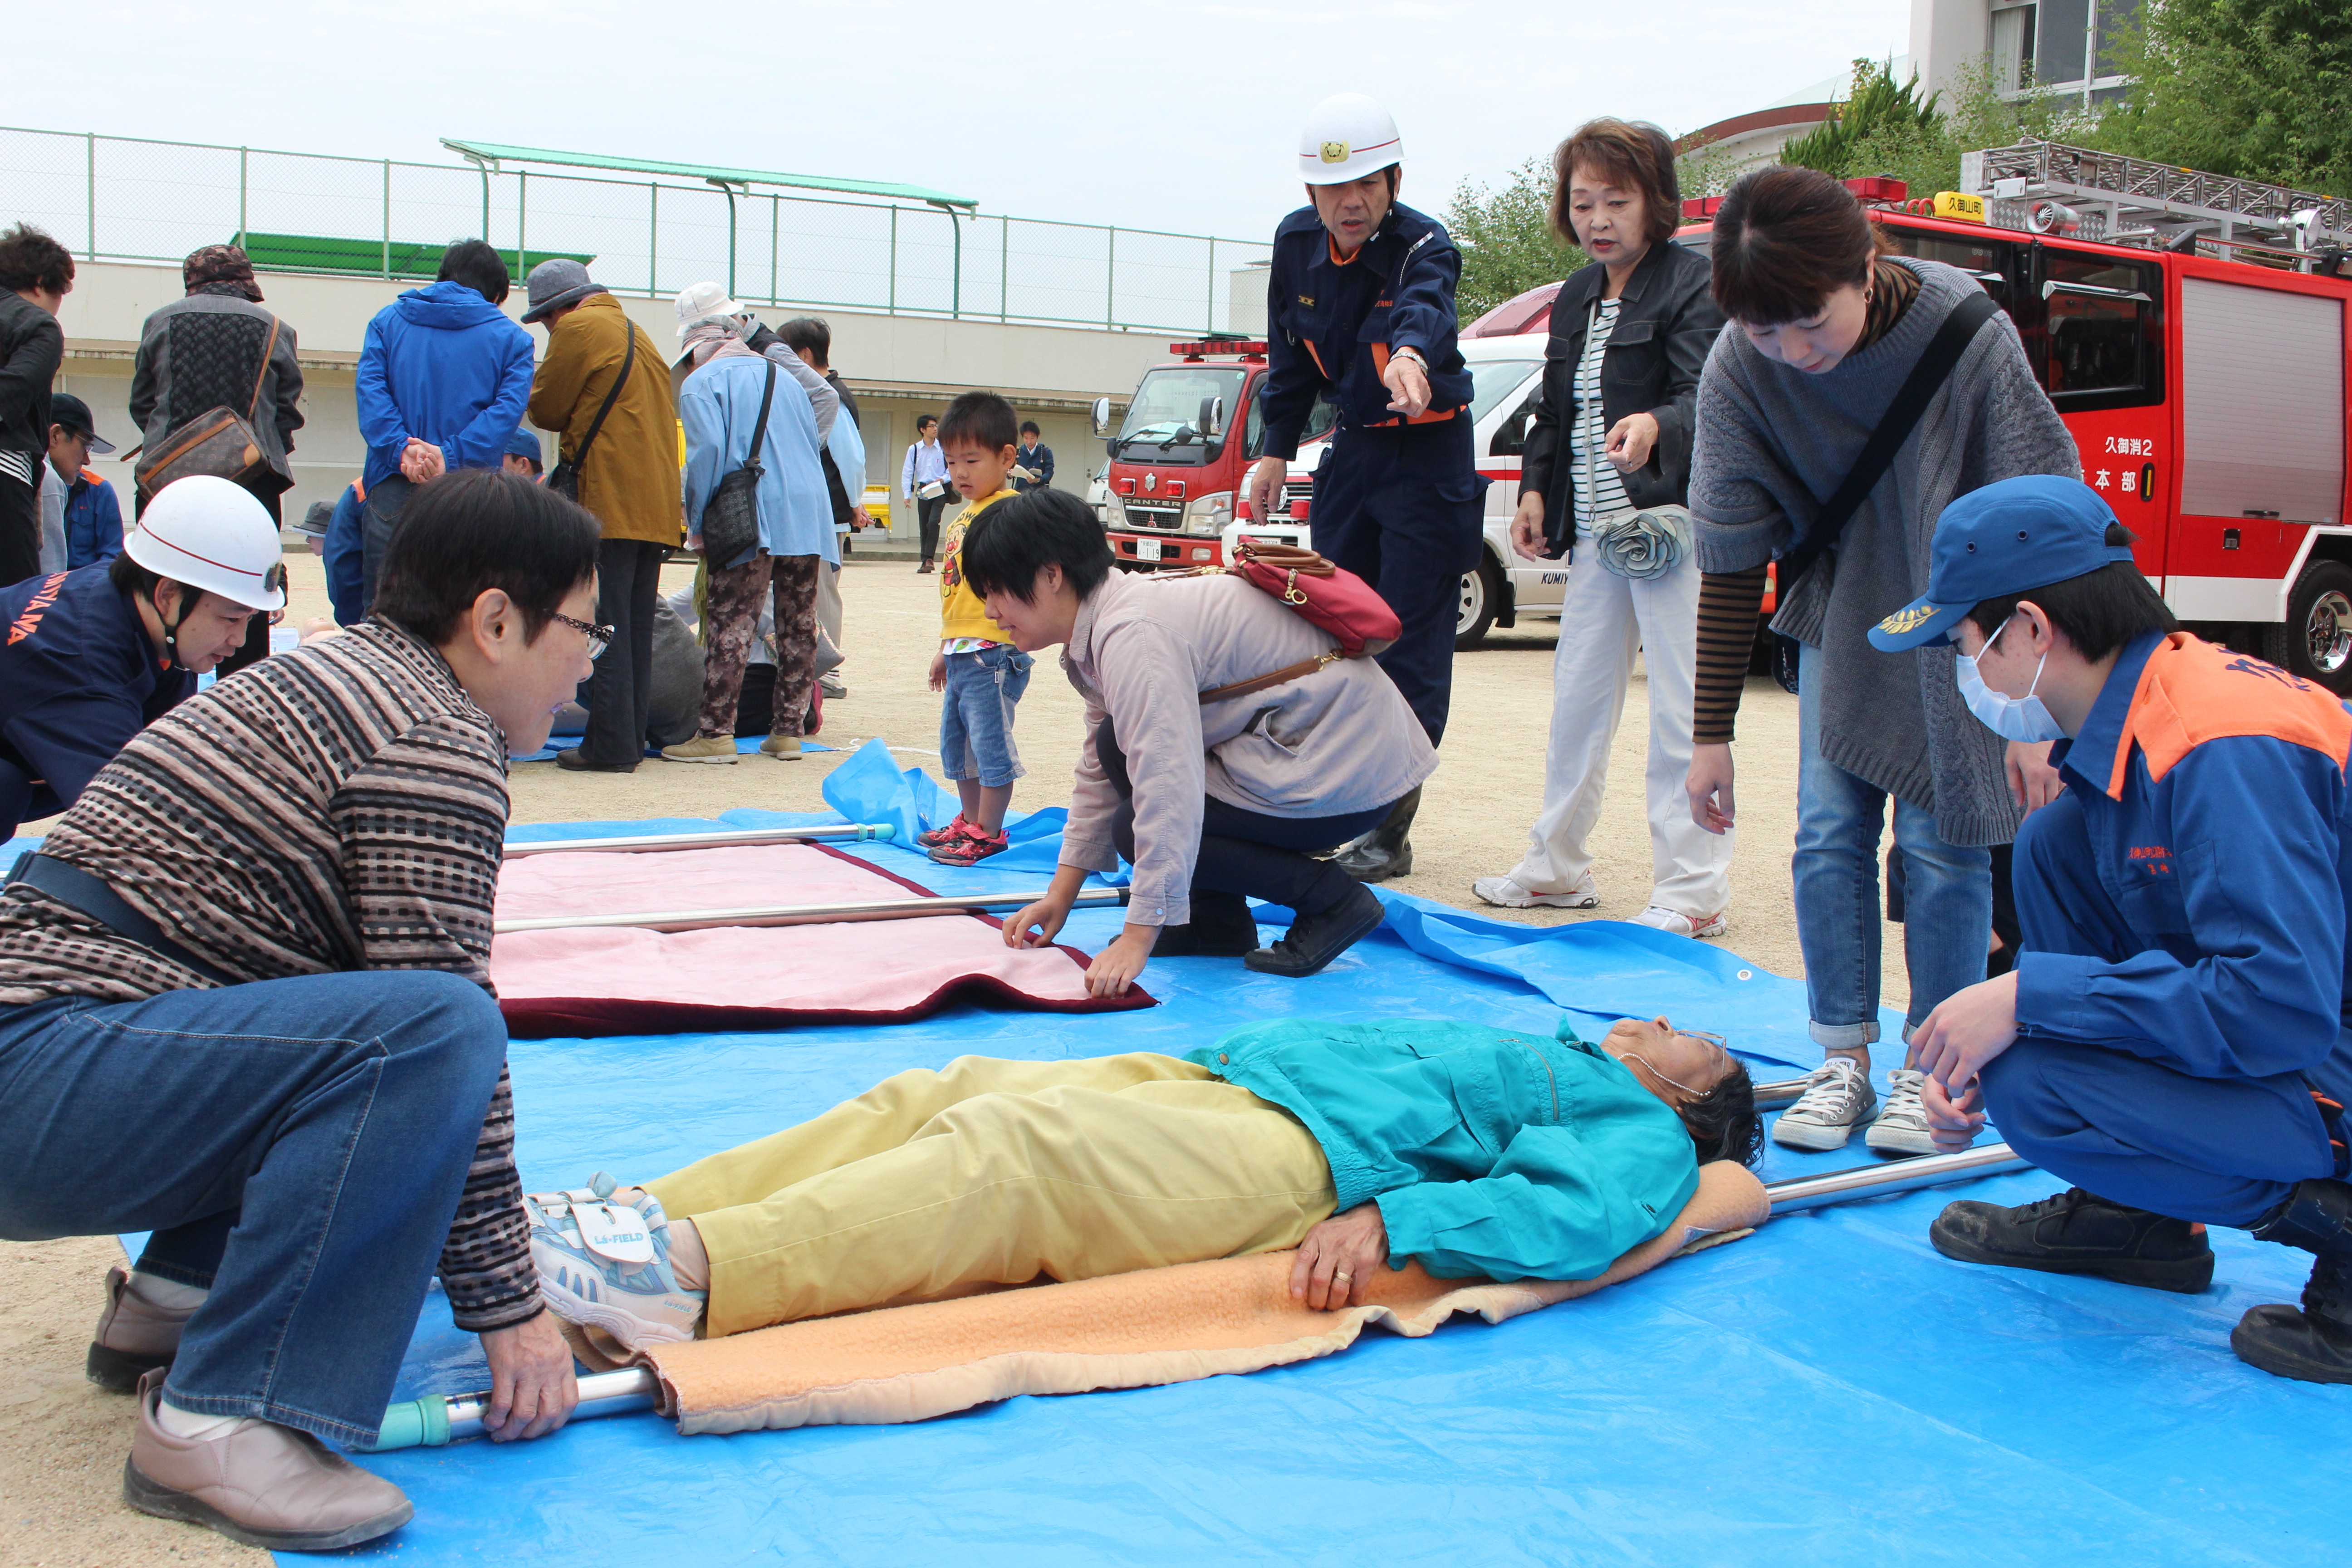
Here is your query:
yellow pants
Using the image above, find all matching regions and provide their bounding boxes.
[645,1052,1338,1338]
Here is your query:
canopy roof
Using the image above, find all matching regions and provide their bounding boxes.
[440,140,977,211]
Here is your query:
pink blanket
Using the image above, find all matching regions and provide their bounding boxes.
[491,843,1154,1037]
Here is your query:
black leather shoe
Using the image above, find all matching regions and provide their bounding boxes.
[1150,892,1260,958]
[556,748,636,774]
[1930,1188,2215,1293]
[1245,883,1384,977]
[1334,788,1419,884]
[2234,1254,2352,1383]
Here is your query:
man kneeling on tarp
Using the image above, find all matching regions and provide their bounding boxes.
[1872,475,2352,1385]
[526,1018,1763,1348]
[0,470,600,1552]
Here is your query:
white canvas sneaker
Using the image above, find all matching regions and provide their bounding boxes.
[1771,1058,1880,1152]
[1631,905,1728,939]
[1866,1068,1952,1155]
[1470,875,1598,910]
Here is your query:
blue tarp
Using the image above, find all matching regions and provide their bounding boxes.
[31,774,2348,1563]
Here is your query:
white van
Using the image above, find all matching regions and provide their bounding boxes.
[1226,335,1555,647]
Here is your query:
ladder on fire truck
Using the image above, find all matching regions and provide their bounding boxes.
[1958,140,2352,267]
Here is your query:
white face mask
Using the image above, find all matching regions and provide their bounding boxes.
[1956,612,2066,743]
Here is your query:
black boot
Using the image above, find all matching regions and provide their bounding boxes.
[1930,1188,2215,1293]
[1333,788,1419,884]
[1148,891,1260,958]
[1244,883,1385,977]
[2234,1178,2352,1383]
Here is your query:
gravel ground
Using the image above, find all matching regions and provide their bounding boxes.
[1,550,1915,1562]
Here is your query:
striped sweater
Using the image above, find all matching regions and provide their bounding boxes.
[0,619,539,1331]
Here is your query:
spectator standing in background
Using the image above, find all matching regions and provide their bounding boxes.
[502,427,544,480]
[0,224,74,586]
[323,478,368,626]
[48,392,123,568]
[353,240,534,610]
[903,414,950,572]
[1013,420,1054,491]
[779,316,863,699]
[523,260,681,773]
[129,244,304,676]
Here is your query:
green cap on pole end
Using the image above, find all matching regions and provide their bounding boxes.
[362,1393,451,1452]
[864,823,895,841]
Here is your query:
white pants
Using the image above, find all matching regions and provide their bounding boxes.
[1505,549,1732,917]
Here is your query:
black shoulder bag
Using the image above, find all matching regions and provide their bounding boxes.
[699,361,776,573]
[547,324,637,504]
[1769,289,1999,694]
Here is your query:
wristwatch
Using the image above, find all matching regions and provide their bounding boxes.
[1390,346,1428,371]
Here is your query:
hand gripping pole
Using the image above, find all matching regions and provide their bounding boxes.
[363,1142,2032,1450]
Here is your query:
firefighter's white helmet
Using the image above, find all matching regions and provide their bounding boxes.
[1297,93,1404,186]
[124,475,286,611]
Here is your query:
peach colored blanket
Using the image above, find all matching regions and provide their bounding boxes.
[566,1162,1770,1435]
[491,843,1152,1037]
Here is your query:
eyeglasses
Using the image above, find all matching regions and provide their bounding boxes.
[549,610,614,660]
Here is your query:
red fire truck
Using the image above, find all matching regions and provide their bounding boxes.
[1089,339,1335,571]
[1668,141,2352,689]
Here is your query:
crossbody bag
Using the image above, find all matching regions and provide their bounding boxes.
[1769,289,1999,694]
[548,324,637,504]
[133,313,283,509]
[699,361,776,573]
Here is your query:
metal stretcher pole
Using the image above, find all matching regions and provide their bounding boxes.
[494,886,1132,935]
[503,824,897,857]
[363,1142,2032,1451]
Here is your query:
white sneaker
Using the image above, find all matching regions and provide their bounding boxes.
[525,1173,705,1349]
[1866,1068,1952,1155]
[1771,1058,1879,1152]
[1471,875,1598,910]
[1631,905,1728,939]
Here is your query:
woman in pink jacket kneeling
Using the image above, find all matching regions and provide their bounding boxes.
[966,488,1435,995]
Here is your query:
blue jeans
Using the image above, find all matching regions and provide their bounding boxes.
[940,642,1033,787]
[1794,640,1992,1048]
[0,970,511,1446]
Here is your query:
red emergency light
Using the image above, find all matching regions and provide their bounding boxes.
[1843,176,1910,202]
[1681,196,1724,220]
[1171,339,1269,363]
[1165,480,1186,499]
[1115,477,1136,495]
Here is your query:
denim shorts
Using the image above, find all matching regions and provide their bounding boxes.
[940,643,1033,786]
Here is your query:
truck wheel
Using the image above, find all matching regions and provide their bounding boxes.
[1457,555,1501,648]
[2264,558,2352,695]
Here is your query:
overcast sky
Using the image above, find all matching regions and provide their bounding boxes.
[14,0,1910,242]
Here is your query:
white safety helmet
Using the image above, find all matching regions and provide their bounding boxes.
[674,280,745,336]
[1297,93,1404,186]
[124,475,285,612]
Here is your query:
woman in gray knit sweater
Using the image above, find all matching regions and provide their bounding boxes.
[1681,166,2078,1156]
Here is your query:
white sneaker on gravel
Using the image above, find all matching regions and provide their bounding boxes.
[1866,1068,1952,1155]
[1771,1058,1879,1151]
[525,1173,705,1349]
[1471,875,1598,910]
[1630,905,1728,938]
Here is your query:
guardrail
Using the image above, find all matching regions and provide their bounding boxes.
[0,125,1269,335]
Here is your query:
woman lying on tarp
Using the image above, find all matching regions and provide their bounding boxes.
[526,1014,1764,1349]
[961,486,1432,990]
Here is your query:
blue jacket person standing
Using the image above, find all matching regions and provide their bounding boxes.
[1245,93,1484,882]
[1872,475,2352,1386]
[0,475,284,840]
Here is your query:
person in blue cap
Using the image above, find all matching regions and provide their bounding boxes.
[1870,473,2352,1385]
[500,426,545,481]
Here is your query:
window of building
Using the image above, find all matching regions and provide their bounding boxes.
[1991,4,2037,95]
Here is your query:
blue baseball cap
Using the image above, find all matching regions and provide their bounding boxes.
[504,428,545,466]
[1868,475,2138,652]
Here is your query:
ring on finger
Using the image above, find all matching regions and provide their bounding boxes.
[1333,1270,1353,1283]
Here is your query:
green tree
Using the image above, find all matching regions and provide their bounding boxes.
[1762,56,2090,200]
[1444,157,1587,323]
[1779,59,1942,179]
[2094,0,2352,194]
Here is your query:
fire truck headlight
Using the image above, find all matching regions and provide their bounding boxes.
[1105,494,1127,527]
[1184,492,1234,535]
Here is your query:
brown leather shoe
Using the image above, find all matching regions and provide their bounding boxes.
[88,1267,194,1393]
[122,1372,413,1551]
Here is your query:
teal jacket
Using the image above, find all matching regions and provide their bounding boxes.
[1186,1019,1700,1283]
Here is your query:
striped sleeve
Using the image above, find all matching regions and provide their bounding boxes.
[439,1065,541,1331]
[1693,566,1768,745]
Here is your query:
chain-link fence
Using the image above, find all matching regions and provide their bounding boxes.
[1,126,1271,335]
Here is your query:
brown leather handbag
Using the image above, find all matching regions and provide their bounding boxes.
[134,315,284,509]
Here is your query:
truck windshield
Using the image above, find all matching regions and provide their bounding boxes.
[1115,367,1250,460]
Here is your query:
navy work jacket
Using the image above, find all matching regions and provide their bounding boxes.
[2023,630,2352,1088]
[0,565,193,812]
[1257,202,1473,461]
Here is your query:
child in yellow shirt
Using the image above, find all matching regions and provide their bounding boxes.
[921,391,1034,865]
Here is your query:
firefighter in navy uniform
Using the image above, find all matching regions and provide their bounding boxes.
[0,475,283,841]
[1245,93,1484,883]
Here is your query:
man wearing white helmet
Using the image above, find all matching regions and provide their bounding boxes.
[0,474,283,840]
[1245,93,1484,884]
